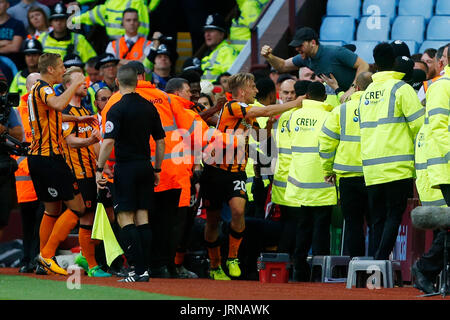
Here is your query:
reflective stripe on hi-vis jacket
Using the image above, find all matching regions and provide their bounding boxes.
[319,91,364,180]
[358,71,425,186]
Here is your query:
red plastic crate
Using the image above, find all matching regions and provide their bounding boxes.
[257,253,291,283]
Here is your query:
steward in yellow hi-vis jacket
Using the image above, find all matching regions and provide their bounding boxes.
[318,71,374,257]
[424,65,450,194]
[284,82,335,282]
[358,43,425,261]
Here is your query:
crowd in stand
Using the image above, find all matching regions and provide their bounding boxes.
[0,0,448,292]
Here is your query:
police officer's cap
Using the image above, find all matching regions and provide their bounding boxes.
[50,2,68,20]
[23,38,43,54]
[182,57,202,72]
[391,40,411,58]
[393,55,414,81]
[156,44,170,57]
[95,53,120,70]
[203,14,227,34]
[64,54,85,69]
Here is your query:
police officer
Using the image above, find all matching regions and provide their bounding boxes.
[39,2,96,63]
[201,13,238,82]
[9,38,42,97]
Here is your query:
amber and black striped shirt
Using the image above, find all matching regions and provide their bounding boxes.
[27,79,62,157]
[214,100,257,173]
[60,105,97,180]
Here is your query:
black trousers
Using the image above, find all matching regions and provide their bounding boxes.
[277,205,299,256]
[416,184,450,281]
[149,189,182,269]
[339,176,371,257]
[367,178,413,260]
[19,200,44,265]
[293,205,332,277]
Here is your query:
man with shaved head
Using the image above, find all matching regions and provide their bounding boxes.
[279,78,296,104]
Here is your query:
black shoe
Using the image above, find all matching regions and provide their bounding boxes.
[118,270,149,282]
[19,262,35,273]
[35,264,51,275]
[109,265,134,278]
[411,263,435,294]
[150,265,171,278]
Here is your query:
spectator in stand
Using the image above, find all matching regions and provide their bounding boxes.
[7,0,49,30]
[26,6,50,39]
[148,42,173,91]
[213,72,231,93]
[437,44,449,74]
[200,13,238,82]
[198,92,214,109]
[261,27,370,103]
[179,69,201,103]
[105,8,152,69]
[9,37,40,96]
[421,48,439,80]
[95,53,120,93]
[0,0,27,70]
[85,57,102,86]
[39,2,96,63]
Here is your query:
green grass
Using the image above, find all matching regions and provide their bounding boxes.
[0,275,198,300]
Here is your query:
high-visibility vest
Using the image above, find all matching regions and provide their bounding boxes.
[245,100,270,202]
[13,98,38,203]
[358,71,425,186]
[72,0,150,40]
[111,36,151,61]
[229,0,262,53]
[414,125,446,206]
[9,70,27,97]
[424,65,450,188]
[285,99,337,206]
[39,32,97,62]
[423,74,443,93]
[201,40,238,82]
[271,108,299,207]
[319,91,364,180]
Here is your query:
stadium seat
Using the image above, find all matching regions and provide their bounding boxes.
[398,0,434,22]
[391,16,425,43]
[426,16,450,40]
[326,0,361,19]
[320,40,346,47]
[436,0,450,15]
[419,40,449,53]
[351,41,379,64]
[320,16,355,43]
[362,0,397,23]
[356,16,390,41]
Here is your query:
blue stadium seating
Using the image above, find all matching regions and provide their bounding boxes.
[391,16,425,43]
[426,16,450,40]
[351,41,379,63]
[320,40,346,47]
[320,16,355,43]
[362,0,397,23]
[356,16,391,41]
[436,0,450,15]
[326,0,361,20]
[398,0,434,22]
[419,40,449,52]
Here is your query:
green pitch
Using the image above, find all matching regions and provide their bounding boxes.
[0,275,197,300]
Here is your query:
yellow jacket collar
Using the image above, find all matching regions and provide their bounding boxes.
[350,91,364,101]
[445,65,450,77]
[302,99,333,111]
[371,71,405,82]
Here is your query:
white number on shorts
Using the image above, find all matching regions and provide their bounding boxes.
[233,180,246,192]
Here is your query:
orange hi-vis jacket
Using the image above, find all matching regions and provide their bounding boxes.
[101,81,240,206]
[111,37,152,60]
[14,94,38,203]
[423,74,443,93]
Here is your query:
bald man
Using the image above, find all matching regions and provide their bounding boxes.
[279,78,296,104]
[26,72,41,91]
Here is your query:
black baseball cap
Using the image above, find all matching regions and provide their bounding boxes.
[391,40,411,58]
[394,55,414,81]
[126,60,145,75]
[95,53,120,70]
[289,27,319,47]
